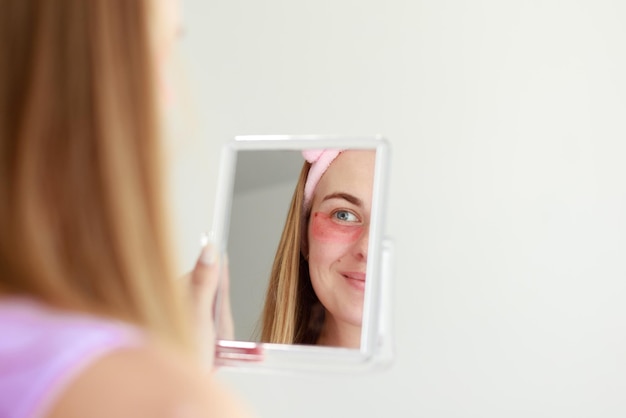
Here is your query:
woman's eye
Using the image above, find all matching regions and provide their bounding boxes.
[333,210,359,223]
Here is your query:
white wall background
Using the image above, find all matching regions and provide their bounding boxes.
[168,1,626,417]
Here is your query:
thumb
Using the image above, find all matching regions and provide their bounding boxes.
[191,242,222,368]
[191,243,220,327]
[192,243,219,288]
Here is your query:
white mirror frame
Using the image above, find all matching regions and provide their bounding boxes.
[211,135,393,373]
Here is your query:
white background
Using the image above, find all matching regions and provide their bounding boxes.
[167,1,626,417]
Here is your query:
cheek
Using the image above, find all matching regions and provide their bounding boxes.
[310,212,363,244]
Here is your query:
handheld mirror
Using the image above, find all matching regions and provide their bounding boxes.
[211,135,393,372]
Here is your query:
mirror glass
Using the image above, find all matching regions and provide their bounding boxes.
[228,150,303,342]
[212,135,391,372]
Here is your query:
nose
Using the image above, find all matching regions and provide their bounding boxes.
[352,227,369,261]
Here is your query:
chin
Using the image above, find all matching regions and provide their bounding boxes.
[341,311,363,328]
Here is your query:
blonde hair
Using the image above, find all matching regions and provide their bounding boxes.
[260,163,324,344]
[0,0,193,350]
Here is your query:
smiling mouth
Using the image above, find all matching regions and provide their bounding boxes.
[341,272,366,290]
[342,272,366,281]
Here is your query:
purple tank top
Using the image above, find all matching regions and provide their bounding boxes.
[0,297,142,418]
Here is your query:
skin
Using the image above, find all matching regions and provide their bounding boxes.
[307,150,375,349]
[152,0,183,105]
[48,246,252,418]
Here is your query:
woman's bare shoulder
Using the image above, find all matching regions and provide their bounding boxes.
[47,341,253,418]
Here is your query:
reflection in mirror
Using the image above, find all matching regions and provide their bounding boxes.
[227,150,302,342]
[227,148,375,349]
[213,135,391,372]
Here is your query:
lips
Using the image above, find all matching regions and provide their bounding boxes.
[341,272,366,281]
[341,271,366,290]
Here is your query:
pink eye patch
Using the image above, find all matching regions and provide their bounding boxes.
[310,212,363,243]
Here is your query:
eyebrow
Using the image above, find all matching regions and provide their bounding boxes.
[322,192,363,207]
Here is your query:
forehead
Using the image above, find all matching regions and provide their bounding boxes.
[313,150,376,203]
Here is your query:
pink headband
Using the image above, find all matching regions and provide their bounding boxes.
[302,149,343,213]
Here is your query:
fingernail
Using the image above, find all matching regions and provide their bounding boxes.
[199,231,214,247]
[198,232,216,265]
[199,244,216,265]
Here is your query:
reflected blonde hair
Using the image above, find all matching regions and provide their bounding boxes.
[260,163,324,344]
[0,0,192,350]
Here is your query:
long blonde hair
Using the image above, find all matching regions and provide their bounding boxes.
[260,163,325,344]
[0,0,192,350]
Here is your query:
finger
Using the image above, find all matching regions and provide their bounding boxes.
[192,243,220,368]
[192,244,221,334]
[192,244,219,297]
[216,254,235,341]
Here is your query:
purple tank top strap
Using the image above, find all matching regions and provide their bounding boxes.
[0,297,143,418]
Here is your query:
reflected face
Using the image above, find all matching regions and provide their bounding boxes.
[307,150,375,328]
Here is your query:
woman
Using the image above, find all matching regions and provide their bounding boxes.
[260,149,375,348]
[0,1,251,417]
